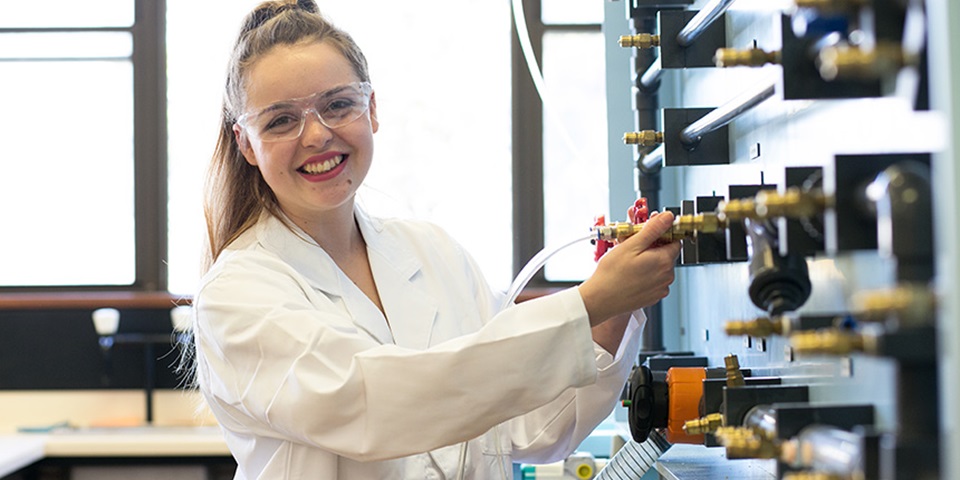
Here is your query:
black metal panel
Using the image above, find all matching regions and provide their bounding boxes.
[833,153,931,252]
[658,10,727,69]
[722,385,809,427]
[628,0,693,19]
[662,108,730,166]
[726,184,776,261]
[696,195,727,263]
[680,200,698,265]
[780,15,883,100]
[773,403,875,439]
[784,167,826,256]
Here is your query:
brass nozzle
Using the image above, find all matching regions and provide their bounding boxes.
[592,212,725,245]
[725,316,788,338]
[718,187,831,222]
[714,47,781,68]
[717,197,758,222]
[790,329,867,356]
[672,212,724,238]
[818,43,905,81]
[852,284,937,326]
[715,426,780,459]
[623,130,664,146]
[755,187,831,218]
[619,33,660,49]
[683,413,724,435]
[591,222,677,245]
[724,354,746,387]
[592,222,643,243]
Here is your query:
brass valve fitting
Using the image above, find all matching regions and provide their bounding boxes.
[818,43,905,81]
[715,426,780,459]
[717,197,757,222]
[852,284,937,326]
[725,316,788,338]
[790,329,870,356]
[683,412,724,435]
[672,212,724,237]
[591,222,678,245]
[724,354,746,387]
[592,212,724,244]
[714,47,781,68]
[623,130,664,146]
[754,187,831,219]
[619,33,660,49]
[718,188,831,222]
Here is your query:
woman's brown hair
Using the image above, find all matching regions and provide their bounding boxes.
[202,0,370,271]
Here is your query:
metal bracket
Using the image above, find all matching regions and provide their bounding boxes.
[662,108,730,166]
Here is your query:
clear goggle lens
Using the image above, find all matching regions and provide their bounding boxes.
[237,81,372,143]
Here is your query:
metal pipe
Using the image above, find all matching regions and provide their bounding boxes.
[676,0,738,47]
[680,82,776,147]
[639,144,665,174]
[639,57,663,92]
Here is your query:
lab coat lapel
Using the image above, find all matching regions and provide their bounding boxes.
[256,212,395,345]
[357,208,439,350]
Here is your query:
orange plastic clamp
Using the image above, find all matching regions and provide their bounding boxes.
[665,367,707,444]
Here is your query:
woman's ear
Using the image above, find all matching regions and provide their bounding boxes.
[233,124,258,166]
[369,91,379,134]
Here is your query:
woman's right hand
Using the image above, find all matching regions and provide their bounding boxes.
[578,211,681,326]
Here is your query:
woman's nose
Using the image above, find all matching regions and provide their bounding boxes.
[299,109,333,147]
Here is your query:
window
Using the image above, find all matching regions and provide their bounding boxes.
[1,0,601,295]
[513,0,609,286]
[0,1,152,289]
[167,1,513,294]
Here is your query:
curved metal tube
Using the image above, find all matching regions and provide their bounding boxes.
[676,0,738,47]
[639,57,663,92]
[639,144,665,174]
[680,82,776,147]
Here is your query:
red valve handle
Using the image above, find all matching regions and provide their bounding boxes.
[593,215,614,262]
[594,197,651,262]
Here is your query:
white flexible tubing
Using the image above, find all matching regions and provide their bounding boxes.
[499,233,596,313]
[510,0,588,166]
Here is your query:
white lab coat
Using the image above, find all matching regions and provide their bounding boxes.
[194,206,644,479]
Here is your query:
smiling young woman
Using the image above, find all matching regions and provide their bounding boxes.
[189,2,679,479]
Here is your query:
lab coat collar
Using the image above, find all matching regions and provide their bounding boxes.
[255,206,438,349]
[255,211,345,297]
[355,206,440,350]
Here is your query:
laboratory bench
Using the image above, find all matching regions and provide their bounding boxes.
[0,426,234,480]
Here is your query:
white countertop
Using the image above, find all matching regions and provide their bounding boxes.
[0,436,46,477]
[0,426,230,477]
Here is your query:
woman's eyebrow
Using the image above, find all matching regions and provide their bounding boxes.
[256,85,355,113]
[316,85,353,99]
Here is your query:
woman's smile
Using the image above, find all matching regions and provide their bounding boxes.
[299,153,347,181]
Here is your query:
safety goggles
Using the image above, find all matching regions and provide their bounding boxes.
[236,81,373,143]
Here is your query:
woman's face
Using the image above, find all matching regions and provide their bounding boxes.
[235,41,377,223]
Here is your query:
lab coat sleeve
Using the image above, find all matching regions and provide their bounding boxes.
[454,237,645,464]
[194,249,601,463]
[507,310,644,464]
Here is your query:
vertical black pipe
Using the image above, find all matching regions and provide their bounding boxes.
[630,9,665,352]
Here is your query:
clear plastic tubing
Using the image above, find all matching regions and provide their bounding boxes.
[499,233,595,313]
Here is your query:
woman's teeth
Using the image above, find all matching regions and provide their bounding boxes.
[300,155,344,174]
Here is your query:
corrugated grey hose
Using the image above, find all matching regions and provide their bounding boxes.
[595,430,671,479]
